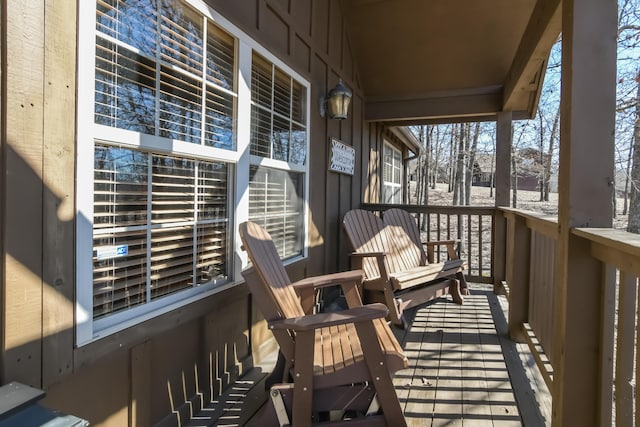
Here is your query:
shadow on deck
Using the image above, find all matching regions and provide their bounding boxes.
[185,285,551,426]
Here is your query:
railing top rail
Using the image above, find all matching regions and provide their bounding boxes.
[500,207,559,239]
[499,207,558,224]
[361,203,496,216]
[573,227,640,259]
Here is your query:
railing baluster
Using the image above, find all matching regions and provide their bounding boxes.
[478,215,484,277]
[436,213,442,262]
[600,264,616,427]
[457,213,463,263]
[635,273,640,427]
[615,271,636,427]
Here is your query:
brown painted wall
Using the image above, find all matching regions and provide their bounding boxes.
[1,1,381,425]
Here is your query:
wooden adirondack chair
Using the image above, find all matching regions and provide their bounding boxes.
[343,209,465,327]
[383,207,469,295]
[239,221,408,427]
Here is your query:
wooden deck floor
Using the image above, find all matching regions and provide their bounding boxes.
[190,284,551,426]
[394,284,550,426]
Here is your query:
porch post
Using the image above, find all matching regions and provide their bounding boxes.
[492,112,512,293]
[553,0,617,425]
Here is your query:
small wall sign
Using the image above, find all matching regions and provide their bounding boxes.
[329,138,355,176]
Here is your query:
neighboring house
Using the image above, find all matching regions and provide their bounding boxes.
[473,149,551,192]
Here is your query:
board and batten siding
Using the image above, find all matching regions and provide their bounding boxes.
[1,1,375,425]
[207,0,370,277]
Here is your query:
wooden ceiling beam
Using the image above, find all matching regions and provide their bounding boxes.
[503,0,561,112]
[364,90,504,123]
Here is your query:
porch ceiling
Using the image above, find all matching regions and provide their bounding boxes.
[342,0,561,124]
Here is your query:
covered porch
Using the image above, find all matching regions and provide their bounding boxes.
[184,202,639,426]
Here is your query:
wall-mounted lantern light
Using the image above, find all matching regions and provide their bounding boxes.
[320,79,352,120]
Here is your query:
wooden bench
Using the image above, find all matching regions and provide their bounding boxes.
[239,221,408,427]
[343,209,467,327]
[384,207,469,294]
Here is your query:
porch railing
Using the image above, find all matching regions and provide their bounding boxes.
[502,208,558,389]
[504,208,640,425]
[360,204,496,284]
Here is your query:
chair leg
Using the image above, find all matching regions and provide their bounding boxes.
[292,330,315,427]
[384,288,403,327]
[457,271,470,295]
[354,321,407,427]
[450,279,464,305]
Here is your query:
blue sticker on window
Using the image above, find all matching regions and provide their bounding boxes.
[96,245,129,260]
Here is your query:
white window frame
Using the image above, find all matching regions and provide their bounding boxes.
[77,0,310,345]
[382,141,403,204]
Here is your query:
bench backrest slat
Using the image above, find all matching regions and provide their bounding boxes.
[343,209,423,276]
[384,208,429,265]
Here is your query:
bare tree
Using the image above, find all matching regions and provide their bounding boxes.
[464,123,480,205]
[431,126,440,189]
[452,123,466,205]
[623,140,632,214]
[627,70,640,232]
[544,107,560,201]
[448,127,456,193]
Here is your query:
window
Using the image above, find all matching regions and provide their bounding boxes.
[250,53,307,165]
[78,0,309,344]
[249,53,307,259]
[95,0,236,149]
[382,142,403,204]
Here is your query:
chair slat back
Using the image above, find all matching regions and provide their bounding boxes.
[384,208,428,265]
[343,209,421,275]
[239,221,305,320]
[343,210,390,278]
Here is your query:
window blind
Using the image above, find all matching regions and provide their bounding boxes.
[92,145,230,319]
[248,165,303,259]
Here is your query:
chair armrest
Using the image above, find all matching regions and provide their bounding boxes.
[292,270,365,313]
[349,251,388,260]
[291,269,364,290]
[268,303,388,332]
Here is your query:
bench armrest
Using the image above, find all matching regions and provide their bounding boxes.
[349,251,392,283]
[268,303,388,332]
[424,240,459,262]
